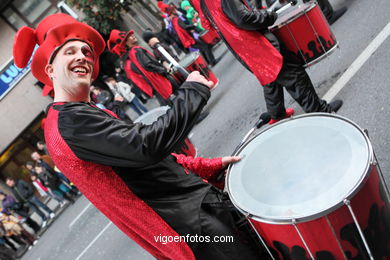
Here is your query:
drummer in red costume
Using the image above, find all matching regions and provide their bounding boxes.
[13,13,265,260]
[167,8,219,66]
[200,0,343,124]
[107,29,178,106]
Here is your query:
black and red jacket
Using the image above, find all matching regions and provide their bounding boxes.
[44,82,222,259]
[126,46,173,99]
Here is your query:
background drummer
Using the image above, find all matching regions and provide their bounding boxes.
[200,0,343,124]
[107,29,179,105]
[165,7,219,66]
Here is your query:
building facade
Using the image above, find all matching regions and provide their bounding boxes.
[0,0,59,189]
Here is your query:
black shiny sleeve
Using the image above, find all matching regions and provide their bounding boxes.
[221,0,276,30]
[58,81,210,168]
[135,48,167,75]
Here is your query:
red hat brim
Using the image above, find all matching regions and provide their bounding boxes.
[31,22,105,86]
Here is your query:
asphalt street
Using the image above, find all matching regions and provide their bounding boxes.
[22,0,389,259]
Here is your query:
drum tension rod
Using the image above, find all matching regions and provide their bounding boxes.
[245,216,276,260]
[292,219,315,260]
[344,199,374,260]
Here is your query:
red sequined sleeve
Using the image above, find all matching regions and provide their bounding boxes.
[172,153,223,180]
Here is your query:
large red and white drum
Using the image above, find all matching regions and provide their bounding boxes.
[270,2,338,67]
[173,51,219,86]
[134,106,197,157]
[226,113,390,259]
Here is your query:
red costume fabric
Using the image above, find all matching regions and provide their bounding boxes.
[129,47,172,99]
[172,17,196,48]
[45,105,225,260]
[124,58,153,97]
[201,0,283,85]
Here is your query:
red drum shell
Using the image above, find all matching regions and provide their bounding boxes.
[199,29,221,45]
[270,3,338,67]
[173,52,219,86]
[250,166,390,259]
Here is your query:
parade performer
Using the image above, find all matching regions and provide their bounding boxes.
[200,0,343,124]
[13,13,264,260]
[107,29,177,105]
[168,9,218,66]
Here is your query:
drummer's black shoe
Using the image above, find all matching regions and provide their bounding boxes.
[329,99,343,112]
[328,6,347,25]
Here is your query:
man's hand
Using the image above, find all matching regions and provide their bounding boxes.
[221,156,241,168]
[186,71,214,89]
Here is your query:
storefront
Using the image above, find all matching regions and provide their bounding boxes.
[0,0,60,186]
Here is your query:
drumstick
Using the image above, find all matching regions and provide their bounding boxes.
[274,0,297,14]
[215,112,271,182]
[155,43,190,78]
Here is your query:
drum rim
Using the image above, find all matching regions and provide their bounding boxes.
[179,51,201,66]
[269,2,317,30]
[225,112,374,224]
[134,106,170,124]
[303,42,339,67]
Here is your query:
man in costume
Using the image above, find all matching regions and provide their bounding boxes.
[107,29,177,105]
[13,13,264,259]
[200,0,343,124]
[167,8,218,66]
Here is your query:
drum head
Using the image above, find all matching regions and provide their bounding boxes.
[179,52,200,67]
[227,114,372,224]
[134,106,169,125]
[270,2,316,29]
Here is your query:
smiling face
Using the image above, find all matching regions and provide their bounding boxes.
[45,40,95,99]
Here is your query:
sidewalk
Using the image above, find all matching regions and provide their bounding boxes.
[16,195,80,258]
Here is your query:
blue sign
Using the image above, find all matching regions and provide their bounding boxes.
[0,46,37,100]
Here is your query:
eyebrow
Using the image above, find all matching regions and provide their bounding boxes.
[63,45,92,52]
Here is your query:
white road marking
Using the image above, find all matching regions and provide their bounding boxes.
[75,222,113,260]
[69,203,92,228]
[323,21,390,102]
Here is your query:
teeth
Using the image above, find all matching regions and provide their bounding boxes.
[72,67,87,73]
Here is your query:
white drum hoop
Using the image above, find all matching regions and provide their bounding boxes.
[179,51,201,68]
[134,106,169,125]
[226,113,374,224]
[269,2,317,31]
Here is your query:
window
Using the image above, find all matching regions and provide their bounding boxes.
[2,7,27,28]
[13,0,52,24]
[1,0,57,30]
